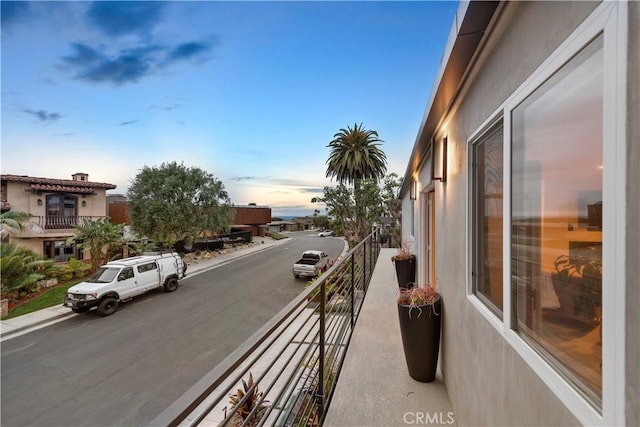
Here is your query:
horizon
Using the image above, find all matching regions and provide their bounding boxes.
[1,1,458,218]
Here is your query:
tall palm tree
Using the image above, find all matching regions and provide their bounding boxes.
[326,123,387,242]
[325,123,387,185]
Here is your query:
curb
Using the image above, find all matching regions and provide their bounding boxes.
[1,238,293,340]
[1,309,72,339]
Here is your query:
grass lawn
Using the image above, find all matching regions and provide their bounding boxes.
[2,281,81,320]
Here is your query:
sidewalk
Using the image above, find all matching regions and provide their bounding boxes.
[0,236,289,341]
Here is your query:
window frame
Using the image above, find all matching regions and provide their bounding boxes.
[466,2,626,425]
[469,116,504,319]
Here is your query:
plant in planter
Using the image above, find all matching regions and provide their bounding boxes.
[552,245,602,324]
[396,284,441,382]
[391,242,416,289]
[223,372,270,427]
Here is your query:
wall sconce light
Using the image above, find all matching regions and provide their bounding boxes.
[37,198,43,206]
[431,136,448,183]
[409,179,418,200]
[81,200,87,207]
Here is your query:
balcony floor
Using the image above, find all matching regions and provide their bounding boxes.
[324,248,455,426]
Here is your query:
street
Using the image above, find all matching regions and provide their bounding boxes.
[1,232,344,427]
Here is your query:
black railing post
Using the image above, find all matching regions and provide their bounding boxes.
[318,280,326,417]
[363,241,367,291]
[350,251,355,326]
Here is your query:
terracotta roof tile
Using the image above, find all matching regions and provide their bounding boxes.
[0,174,116,190]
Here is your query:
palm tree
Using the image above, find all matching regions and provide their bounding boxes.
[326,123,387,185]
[68,218,125,271]
[325,123,387,242]
[1,242,52,296]
[1,211,36,241]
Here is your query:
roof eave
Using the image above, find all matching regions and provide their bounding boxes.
[400,0,500,197]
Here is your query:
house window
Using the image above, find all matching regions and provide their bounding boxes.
[471,120,504,316]
[511,35,603,405]
[46,194,77,228]
[44,240,81,262]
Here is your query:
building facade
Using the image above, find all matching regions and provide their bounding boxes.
[1,173,116,261]
[400,1,638,425]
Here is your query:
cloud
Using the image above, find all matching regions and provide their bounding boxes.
[86,1,165,38]
[167,40,216,64]
[61,40,215,85]
[231,176,263,182]
[62,43,161,84]
[24,109,62,122]
[151,103,182,111]
[120,119,139,126]
[1,1,31,30]
[300,187,325,194]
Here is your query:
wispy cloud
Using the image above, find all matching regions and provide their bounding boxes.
[24,109,62,122]
[231,176,264,182]
[86,1,165,38]
[167,40,216,64]
[151,103,182,111]
[61,39,216,85]
[120,119,139,126]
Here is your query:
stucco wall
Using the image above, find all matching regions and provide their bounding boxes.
[625,2,640,424]
[429,2,602,425]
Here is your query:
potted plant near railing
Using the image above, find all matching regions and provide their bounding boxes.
[552,245,602,326]
[396,284,441,383]
[391,242,415,289]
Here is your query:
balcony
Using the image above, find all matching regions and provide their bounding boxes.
[27,215,108,231]
[153,232,454,426]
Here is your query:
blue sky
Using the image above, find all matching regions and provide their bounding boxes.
[1,1,457,217]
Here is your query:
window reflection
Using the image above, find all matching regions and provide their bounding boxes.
[473,121,504,314]
[511,36,603,406]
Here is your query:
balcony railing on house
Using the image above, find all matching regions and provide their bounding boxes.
[152,229,382,427]
[28,215,107,230]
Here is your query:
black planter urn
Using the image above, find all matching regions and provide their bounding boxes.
[397,295,441,382]
[394,255,416,289]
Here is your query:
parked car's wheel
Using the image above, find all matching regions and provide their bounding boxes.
[97,297,118,316]
[164,278,179,292]
[72,307,90,314]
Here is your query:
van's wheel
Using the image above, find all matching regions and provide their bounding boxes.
[72,307,90,314]
[97,297,118,316]
[164,278,179,292]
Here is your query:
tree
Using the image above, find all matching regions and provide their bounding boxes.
[380,173,403,245]
[325,123,387,242]
[313,173,402,247]
[1,242,52,296]
[1,210,41,241]
[127,162,234,246]
[68,218,125,271]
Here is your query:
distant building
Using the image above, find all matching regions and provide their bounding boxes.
[107,199,272,238]
[233,204,271,236]
[1,173,116,261]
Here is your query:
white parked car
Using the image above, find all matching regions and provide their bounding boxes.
[63,251,186,316]
[318,230,333,237]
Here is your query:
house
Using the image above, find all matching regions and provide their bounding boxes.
[400,1,638,426]
[1,173,116,261]
[233,204,271,237]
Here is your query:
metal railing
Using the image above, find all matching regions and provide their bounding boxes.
[28,215,107,230]
[152,229,382,427]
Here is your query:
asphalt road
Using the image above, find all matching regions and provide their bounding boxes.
[1,232,344,427]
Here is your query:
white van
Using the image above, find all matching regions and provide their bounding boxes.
[63,251,186,316]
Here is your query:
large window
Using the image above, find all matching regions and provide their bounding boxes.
[472,120,504,315]
[46,194,78,229]
[511,36,603,405]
